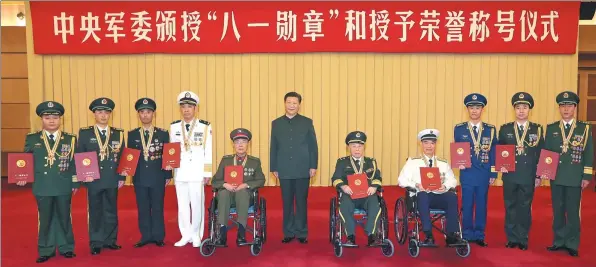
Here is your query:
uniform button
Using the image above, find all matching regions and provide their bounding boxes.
[290,157,293,159]
[44,172,47,175]
[145,165,148,168]
[100,167,104,169]
[110,167,113,169]
[290,146,292,149]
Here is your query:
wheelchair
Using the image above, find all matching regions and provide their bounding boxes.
[200,188,267,257]
[394,187,471,258]
[328,188,395,258]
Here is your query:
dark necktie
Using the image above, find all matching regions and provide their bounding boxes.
[48,134,55,145]
[185,124,190,131]
[519,125,524,138]
[472,126,478,138]
[429,159,433,168]
[144,130,149,139]
[101,130,107,141]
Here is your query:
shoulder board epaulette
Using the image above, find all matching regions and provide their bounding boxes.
[529,122,542,127]
[437,157,448,163]
[456,122,466,127]
[171,120,181,125]
[222,155,234,159]
[365,156,376,161]
[62,132,76,137]
[112,127,123,131]
[128,127,140,133]
[483,123,495,128]
[155,127,167,132]
[410,157,421,160]
[247,155,259,160]
[81,126,94,130]
[199,119,210,125]
[338,156,348,161]
[548,121,559,126]
[27,131,41,136]
[501,122,513,127]
[578,120,590,125]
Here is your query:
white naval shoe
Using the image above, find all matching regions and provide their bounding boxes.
[192,238,201,248]
[174,237,192,247]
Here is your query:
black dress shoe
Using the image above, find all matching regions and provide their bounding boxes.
[216,237,228,247]
[91,248,101,255]
[446,235,465,246]
[282,237,295,243]
[134,241,150,248]
[505,242,518,248]
[518,244,528,251]
[103,244,122,250]
[547,245,565,251]
[475,240,488,247]
[298,237,308,244]
[36,256,52,263]
[346,235,356,246]
[154,241,166,247]
[367,234,376,246]
[567,248,579,257]
[60,252,76,258]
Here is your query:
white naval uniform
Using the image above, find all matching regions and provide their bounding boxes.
[397,155,458,195]
[170,118,213,246]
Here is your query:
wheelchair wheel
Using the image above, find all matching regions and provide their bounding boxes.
[199,239,216,257]
[260,198,267,243]
[381,239,395,257]
[329,197,337,243]
[380,198,389,239]
[333,239,343,257]
[394,197,407,245]
[408,239,420,258]
[456,241,471,258]
[250,238,262,256]
[207,199,216,236]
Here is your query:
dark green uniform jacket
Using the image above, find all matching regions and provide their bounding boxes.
[76,126,126,191]
[498,122,545,184]
[212,155,266,190]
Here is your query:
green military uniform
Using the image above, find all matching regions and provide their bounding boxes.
[544,91,594,256]
[332,131,382,246]
[128,98,171,247]
[211,128,266,246]
[270,112,318,240]
[24,101,79,263]
[498,92,544,249]
[76,98,126,253]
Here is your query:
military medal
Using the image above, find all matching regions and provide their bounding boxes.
[514,122,529,155]
[467,122,483,156]
[139,127,155,161]
[559,120,575,154]
[42,131,61,167]
[180,119,198,151]
[94,126,111,161]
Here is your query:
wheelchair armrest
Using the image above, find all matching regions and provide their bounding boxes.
[448,188,457,193]
[405,187,417,193]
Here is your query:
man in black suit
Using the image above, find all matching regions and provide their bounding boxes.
[126,98,172,248]
[270,92,318,244]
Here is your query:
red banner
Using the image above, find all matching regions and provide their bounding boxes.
[30,1,580,55]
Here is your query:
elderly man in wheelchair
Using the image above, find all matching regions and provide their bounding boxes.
[396,129,468,256]
[201,128,266,256]
[329,131,394,257]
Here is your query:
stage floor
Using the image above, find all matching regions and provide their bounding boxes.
[2,183,595,267]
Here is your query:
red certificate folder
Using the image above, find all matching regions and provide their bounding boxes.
[495,145,516,172]
[347,173,368,199]
[224,165,244,186]
[536,149,560,180]
[420,167,441,191]
[117,148,140,176]
[7,153,34,183]
[450,142,471,168]
[162,142,181,169]
[74,152,100,181]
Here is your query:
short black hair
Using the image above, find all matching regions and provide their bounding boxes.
[284,91,302,103]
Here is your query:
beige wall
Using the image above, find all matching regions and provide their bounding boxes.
[25,4,579,186]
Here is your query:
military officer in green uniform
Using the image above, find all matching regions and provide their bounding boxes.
[126,98,171,248]
[211,128,266,246]
[19,101,79,263]
[76,97,126,255]
[498,92,544,251]
[332,131,382,247]
[544,91,593,257]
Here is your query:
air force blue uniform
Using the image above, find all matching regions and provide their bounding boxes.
[454,93,498,242]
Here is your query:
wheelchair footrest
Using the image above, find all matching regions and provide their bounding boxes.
[418,243,439,248]
[237,242,252,247]
[446,242,467,247]
[341,243,359,248]
[214,244,228,248]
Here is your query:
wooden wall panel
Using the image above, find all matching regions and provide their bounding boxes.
[1,79,29,103]
[1,53,27,78]
[1,129,28,152]
[579,25,596,53]
[23,5,579,187]
[1,26,26,53]
[1,104,30,129]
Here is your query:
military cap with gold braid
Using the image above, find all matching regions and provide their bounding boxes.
[345,131,366,145]
[556,91,579,105]
[230,128,252,141]
[511,92,534,109]
[89,97,115,112]
[135,97,156,111]
[36,101,65,117]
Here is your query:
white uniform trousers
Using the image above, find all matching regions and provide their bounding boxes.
[175,181,205,242]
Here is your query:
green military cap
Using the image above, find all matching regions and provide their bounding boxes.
[511,92,534,109]
[89,97,115,112]
[135,97,156,111]
[556,91,579,105]
[36,101,64,117]
[345,131,367,145]
[230,128,252,141]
